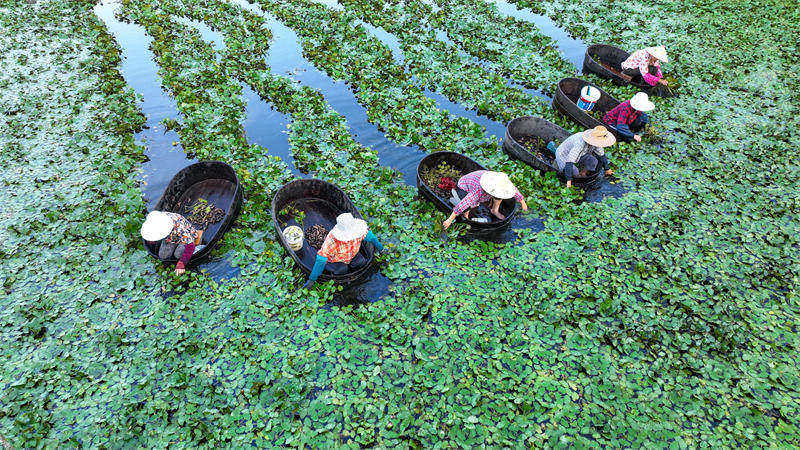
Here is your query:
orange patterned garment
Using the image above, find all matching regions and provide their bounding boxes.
[318,232,367,264]
[164,212,201,245]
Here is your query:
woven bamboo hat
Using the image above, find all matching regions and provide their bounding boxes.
[140,211,174,241]
[582,126,616,148]
[330,213,368,241]
[479,171,517,200]
[645,45,668,63]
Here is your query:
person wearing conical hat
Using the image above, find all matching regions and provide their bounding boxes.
[442,170,528,230]
[303,213,384,289]
[555,126,617,188]
[603,92,655,142]
[621,45,669,87]
[141,211,205,275]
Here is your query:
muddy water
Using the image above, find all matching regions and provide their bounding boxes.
[95,1,239,279]
[174,17,298,175]
[488,0,586,70]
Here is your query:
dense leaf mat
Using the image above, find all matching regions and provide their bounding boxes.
[1,0,799,446]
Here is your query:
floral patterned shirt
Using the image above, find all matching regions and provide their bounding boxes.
[164,212,201,245]
[452,170,523,216]
[620,49,663,86]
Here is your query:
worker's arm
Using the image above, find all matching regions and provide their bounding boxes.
[597,154,609,170]
[615,123,635,141]
[640,61,662,86]
[563,162,576,187]
[444,191,479,229]
[363,230,383,252]
[302,254,328,289]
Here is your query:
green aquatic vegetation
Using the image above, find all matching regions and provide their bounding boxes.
[278,204,306,227]
[428,0,575,89]
[419,160,463,197]
[517,134,546,154]
[643,123,666,145]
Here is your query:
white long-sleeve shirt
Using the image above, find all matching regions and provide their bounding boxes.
[555,132,604,171]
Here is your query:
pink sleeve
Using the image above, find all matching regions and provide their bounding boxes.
[642,72,661,86]
[452,191,479,216]
[178,242,196,265]
[513,189,524,203]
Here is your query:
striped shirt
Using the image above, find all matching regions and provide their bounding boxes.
[452,170,523,216]
[621,49,663,86]
[555,132,604,171]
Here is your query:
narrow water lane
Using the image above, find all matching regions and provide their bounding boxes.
[356,20,405,66]
[96,1,239,279]
[432,28,553,104]
[94,0,197,210]
[230,0,428,184]
[175,16,299,174]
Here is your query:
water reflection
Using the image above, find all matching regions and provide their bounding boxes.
[175,16,298,174]
[94,0,196,210]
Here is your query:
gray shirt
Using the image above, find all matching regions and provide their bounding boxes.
[555,132,604,171]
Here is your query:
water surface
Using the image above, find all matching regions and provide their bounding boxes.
[94,0,196,209]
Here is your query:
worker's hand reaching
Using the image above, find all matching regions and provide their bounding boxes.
[442,216,454,230]
[633,135,642,142]
[605,169,614,176]
[566,180,573,188]
[519,198,528,212]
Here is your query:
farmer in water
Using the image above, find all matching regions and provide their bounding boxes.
[303,213,384,288]
[141,211,205,275]
[442,171,528,229]
[621,45,669,88]
[604,92,655,142]
[555,125,616,188]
